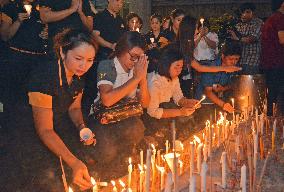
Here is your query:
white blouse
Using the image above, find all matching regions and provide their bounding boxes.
[147,73,184,119]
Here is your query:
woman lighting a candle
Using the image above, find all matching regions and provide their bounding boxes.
[28,28,97,191]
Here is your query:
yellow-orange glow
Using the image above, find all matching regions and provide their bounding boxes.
[194,135,201,144]
[119,180,126,188]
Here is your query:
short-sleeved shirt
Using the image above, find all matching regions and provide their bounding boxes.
[39,0,93,39]
[93,9,126,59]
[2,1,46,52]
[94,57,136,103]
[195,58,232,100]
[194,32,219,61]
[147,73,184,119]
[28,59,84,121]
[236,18,263,67]
[261,11,284,70]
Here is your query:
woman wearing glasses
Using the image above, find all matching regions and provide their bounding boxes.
[89,31,150,164]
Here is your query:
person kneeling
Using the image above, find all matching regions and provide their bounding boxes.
[89,31,150,164]
[144,44,200,142]
[195,40,242,113]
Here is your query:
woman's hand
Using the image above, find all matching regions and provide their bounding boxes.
[17,13,29,23]
[180,107,195,116]
[133,54,148,81]
[223,103,234,113]
[223,66,242,73]
[182,99,200,109]
[71,160,93,191]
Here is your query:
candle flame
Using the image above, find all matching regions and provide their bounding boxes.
[200,18,205,24]
[111,180,116,186]
[129,157,132,164]
[151,144,156,151]
[194,135,201,144]
[179,160,183,167]
[119,180,126,188]
[68,187,73,192]
[138,164,143,171]
[144,165,147,169]
[91,177,96,185]
[156,165,165,172]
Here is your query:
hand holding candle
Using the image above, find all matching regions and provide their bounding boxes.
[194,95,206,109]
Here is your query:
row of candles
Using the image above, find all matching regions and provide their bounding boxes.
[66,98,283,192]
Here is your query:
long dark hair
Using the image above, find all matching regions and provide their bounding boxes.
[176,15,196,68]
[169,9,185,30]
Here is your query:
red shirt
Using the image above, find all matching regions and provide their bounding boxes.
[261,11,284,69]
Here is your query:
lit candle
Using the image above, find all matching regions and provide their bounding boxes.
[240,165,247,192]
[197,143,203,174]
[150,38,154,44]
[119,180,126,191]
[260,113,264,135]
[273,119,277,136]
[220,152,227,189]
[128,157,132,188]
[200,18,205,28]
[68,187,73,192]
[189,175,196,192]
[200,161,208,192]
[194,95,206,108]
[190,142,195,177]
[179,160,183,175]
[156,165,165,190]
[165,140,169,154]
[203,144,208,162]
[231,98,235,123]
[138,164,144,192]
[253,131,258,169]
[255,108,259,133]
[111,181,118,192]
[91,177,98,192]
[145,149,151,192]
[140,150,143,167]
[24,4,32,16]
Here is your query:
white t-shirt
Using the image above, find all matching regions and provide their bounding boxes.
[194,32,219,61]
[95,57,137,103]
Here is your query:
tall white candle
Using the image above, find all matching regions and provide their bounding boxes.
[253,131,258,169]
[240,165,247,192]
[255,108,259,133]
[138,165,144,192]
[165,140,169,154]
[273,119,277,136]
[203,144,208,162]
[197,143,203,174]
[189,175,196,192]
[220,152,227,188]
[260,113,264,135]
[156,166,165,190]
[231,98,235,122]
[200,161,208,192]
[128,157,132,188]
[145,149,151,192]
[190,142,195,177]
[140,150,143,167]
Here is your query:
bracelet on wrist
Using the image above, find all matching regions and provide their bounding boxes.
[77,122,86,130]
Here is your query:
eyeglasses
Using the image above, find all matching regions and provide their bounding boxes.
[128,51,140,62]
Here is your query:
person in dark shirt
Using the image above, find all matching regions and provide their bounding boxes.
[0,0,48,107]
[83,0,125,115]
[93,0,125,61]
[28,28,97,191]
[39,0,94,49]
[261,0,284,116]
[163,9,185,42]
[126,12,143,32]
[195,40,242,113]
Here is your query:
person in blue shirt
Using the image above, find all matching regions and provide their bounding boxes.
[195,40,242,113]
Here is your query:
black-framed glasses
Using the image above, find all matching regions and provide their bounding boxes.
[128,51,140,62]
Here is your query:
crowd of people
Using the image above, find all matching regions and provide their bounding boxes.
[0,0,283,190]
